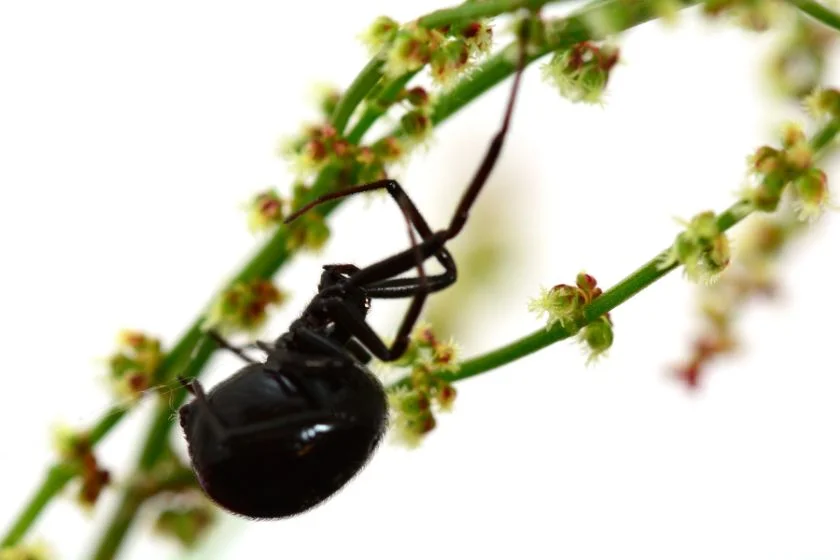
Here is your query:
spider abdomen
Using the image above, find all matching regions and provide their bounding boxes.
[179,361,387,518]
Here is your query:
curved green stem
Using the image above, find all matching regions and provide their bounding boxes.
[0,466,76,548]
[429,0,691,125]
[790,0,840,32]
[89,488,146,560]
[330,57,385,135]
[441,207,737,382]
[333,0,577,135]
[346,71,419,144]
[419,0,558,28]
[426,117,840,384]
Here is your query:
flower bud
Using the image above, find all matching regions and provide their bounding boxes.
[246,189,286,232]
[400,109,432,141]
[541,42,620,104]
[804,88,840,121]
[580,316,614,364]
[204,279,285,333]
[792,167,830,222]
[154,504,215,548]
[108,330,163,400]
[459,20,493,56]
[360,16,400,54]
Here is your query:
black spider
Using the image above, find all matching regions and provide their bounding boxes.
[178,36,528,519]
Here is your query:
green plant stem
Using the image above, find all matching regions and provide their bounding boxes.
[346,72,419,144]
[790,0,840,31]
[811,115,840,150]
[1,320,201,549]
[330,57,385,134]
[428,0,700,126]
[419,0,559,28]
[334,0,574,134]
[422,117,840,385]
[437,207,740,383]
[90,489,146,560]
[0,466,76,548]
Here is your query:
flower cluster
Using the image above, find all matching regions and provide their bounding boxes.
[312,83,342,119]
[285,204,331,252]
[529,272,602,330]
[363,16,493,84]
[579,315,615,365]
[246,189,286,233]
[204,279,285,334]
[52,427,110,509]
[276,85,432,249]
[658,211,731,284]
[154,504,215,548]
[280,124,354,179]
[529,272,614,363]
[805,87,840,122]
[274,15,499,249]
[743,122,831,221]
[672,210,802,390]
[541,41,620,105]
[120,451,214,549]
[279,123,407,206]
[766,18,835,100]
[804,88,840,122]
[702,0,781,31]
[360,16,401,54]
[384,325,459,447]
[107,330,164,401]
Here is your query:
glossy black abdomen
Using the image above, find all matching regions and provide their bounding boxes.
[179,361,388,518]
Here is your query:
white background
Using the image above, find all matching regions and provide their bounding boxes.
[2,2,840,559]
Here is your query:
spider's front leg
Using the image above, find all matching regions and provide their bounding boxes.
[204,329,273,364]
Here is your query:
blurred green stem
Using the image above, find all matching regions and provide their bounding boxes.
[426,116,840,384]
[419,0,558,27]
[790,0,840,31]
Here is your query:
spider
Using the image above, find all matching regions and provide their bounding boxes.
[178,35,529,519]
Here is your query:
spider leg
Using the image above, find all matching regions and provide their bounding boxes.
[286,31,529,245]
[287,34,529,363]
[322,296,411,361]
[289,178,433,307]
[291,327,361,363]
[445,43,527,240]
[335,37,529,361]
[345,339,373,364]
[364,266,455,298]
[342,231,454,359]
[205,330,259,364]
[310,181,458,298]
[179,377,229,442]
[295,326,372,364]
[343,36,530,286]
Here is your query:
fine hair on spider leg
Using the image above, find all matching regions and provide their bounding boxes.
[177,26,531,520]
